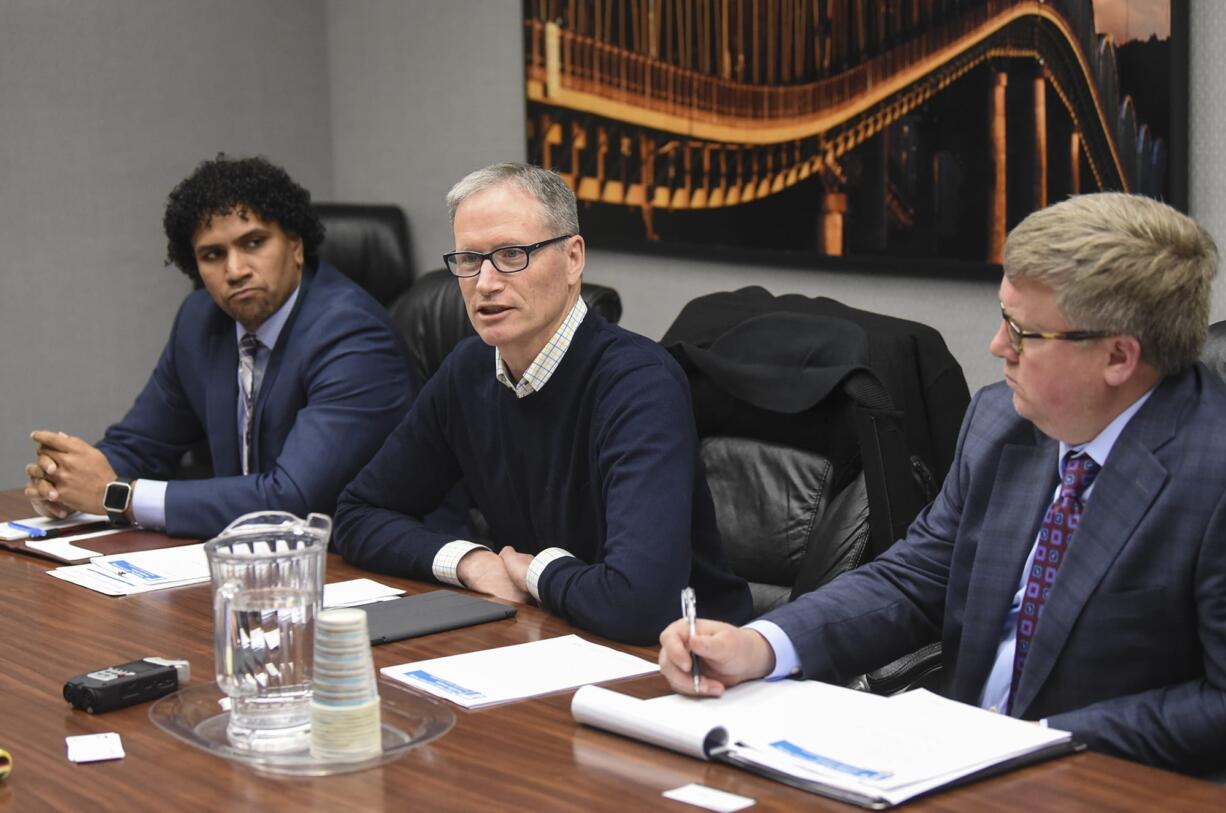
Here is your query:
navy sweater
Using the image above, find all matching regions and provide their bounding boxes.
[335,311,752,644]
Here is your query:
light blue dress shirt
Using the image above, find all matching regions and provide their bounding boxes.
[749,387,1156,704]
[129,286,300,529]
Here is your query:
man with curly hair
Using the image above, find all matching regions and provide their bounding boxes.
[23,155,414,539]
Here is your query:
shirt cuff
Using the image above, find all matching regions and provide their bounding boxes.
[745,619,802,680]
[526,547,574,603]
[432,540,490,587]
[129,479,167,530]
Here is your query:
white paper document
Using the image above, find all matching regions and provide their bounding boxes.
[323,578,405,608]
[572,680,1074,808]
[26,536,106,561]
[48,543,209,595]
[381,634,658,709]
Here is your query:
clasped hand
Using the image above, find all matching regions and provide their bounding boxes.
[24,430,117,518]
[457,547,535,604]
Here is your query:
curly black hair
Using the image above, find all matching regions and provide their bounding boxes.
[162,154,325,281]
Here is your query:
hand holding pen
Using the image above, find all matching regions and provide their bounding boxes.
[681,587,701,691]
[658,608,779,697]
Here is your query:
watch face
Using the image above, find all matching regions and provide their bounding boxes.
[104,481,131,511]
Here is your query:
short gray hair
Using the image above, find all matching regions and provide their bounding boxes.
[1004,192,1219,375]
[445,162,580,237]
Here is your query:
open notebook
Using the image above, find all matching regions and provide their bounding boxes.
[572,680,1078,809]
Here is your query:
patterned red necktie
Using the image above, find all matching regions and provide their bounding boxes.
[1009,451,1100,713]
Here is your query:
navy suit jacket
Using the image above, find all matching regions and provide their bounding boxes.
[765,366,1226,773]
[98,261,414,539]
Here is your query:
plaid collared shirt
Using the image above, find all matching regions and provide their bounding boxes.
[494,297,588,398]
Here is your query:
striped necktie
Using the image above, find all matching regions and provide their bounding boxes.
[1009,451,1100,712]
[238,333,261,475]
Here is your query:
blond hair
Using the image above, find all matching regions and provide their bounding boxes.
[1004,193,1219,375]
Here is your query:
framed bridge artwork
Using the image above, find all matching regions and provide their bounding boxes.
[523,0,1188,272]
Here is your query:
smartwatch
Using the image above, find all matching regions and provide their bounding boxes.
[103,480,135,526]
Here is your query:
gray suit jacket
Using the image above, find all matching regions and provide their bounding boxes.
[765,366,1226,773]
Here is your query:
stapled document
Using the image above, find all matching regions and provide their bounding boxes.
[48,543,209,595]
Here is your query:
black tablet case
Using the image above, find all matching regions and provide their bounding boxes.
[361,591,517,644]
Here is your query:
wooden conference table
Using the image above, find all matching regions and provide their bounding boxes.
[1,490,1224,812]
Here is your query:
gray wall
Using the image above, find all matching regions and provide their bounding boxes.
[1,0,1222,484]
[0,0,334,484]
[1190,0,1226,290]
[326,0,526,276]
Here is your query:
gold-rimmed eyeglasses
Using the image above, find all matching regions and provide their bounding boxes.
[999,304,1113,355]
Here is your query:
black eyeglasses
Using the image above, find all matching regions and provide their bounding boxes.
[999,304,1113,355]
[443,234,574,278]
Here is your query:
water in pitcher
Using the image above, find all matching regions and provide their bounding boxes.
[217,587,317,751]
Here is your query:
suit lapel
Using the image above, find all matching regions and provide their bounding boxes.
[952,432,1058,703]
[1010,374,1185,716]
[206,323,241,475]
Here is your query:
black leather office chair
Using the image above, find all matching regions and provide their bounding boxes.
[701,435,872,612]
[1200,320,1226,382]
[664,288,967,694]
[391,268,623,384]
[666,312,910,609]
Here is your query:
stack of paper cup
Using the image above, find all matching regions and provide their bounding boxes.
[309,608,383,761]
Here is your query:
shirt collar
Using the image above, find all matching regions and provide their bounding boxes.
[1058,385,1157,470]
[494,296,588,399]
[233,284,300,349]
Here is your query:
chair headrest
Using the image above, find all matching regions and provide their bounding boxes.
[315,203,414,306]
[389,269,474,386]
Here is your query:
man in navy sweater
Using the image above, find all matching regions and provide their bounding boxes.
[335,162,751,645]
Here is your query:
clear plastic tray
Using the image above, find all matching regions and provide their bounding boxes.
[149,679,455,776]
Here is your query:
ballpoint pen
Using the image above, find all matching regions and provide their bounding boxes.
[681,587,701,692]
[7,521,48,538]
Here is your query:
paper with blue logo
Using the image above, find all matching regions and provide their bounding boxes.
[380,634,657,709]
[572,680,1074,808]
